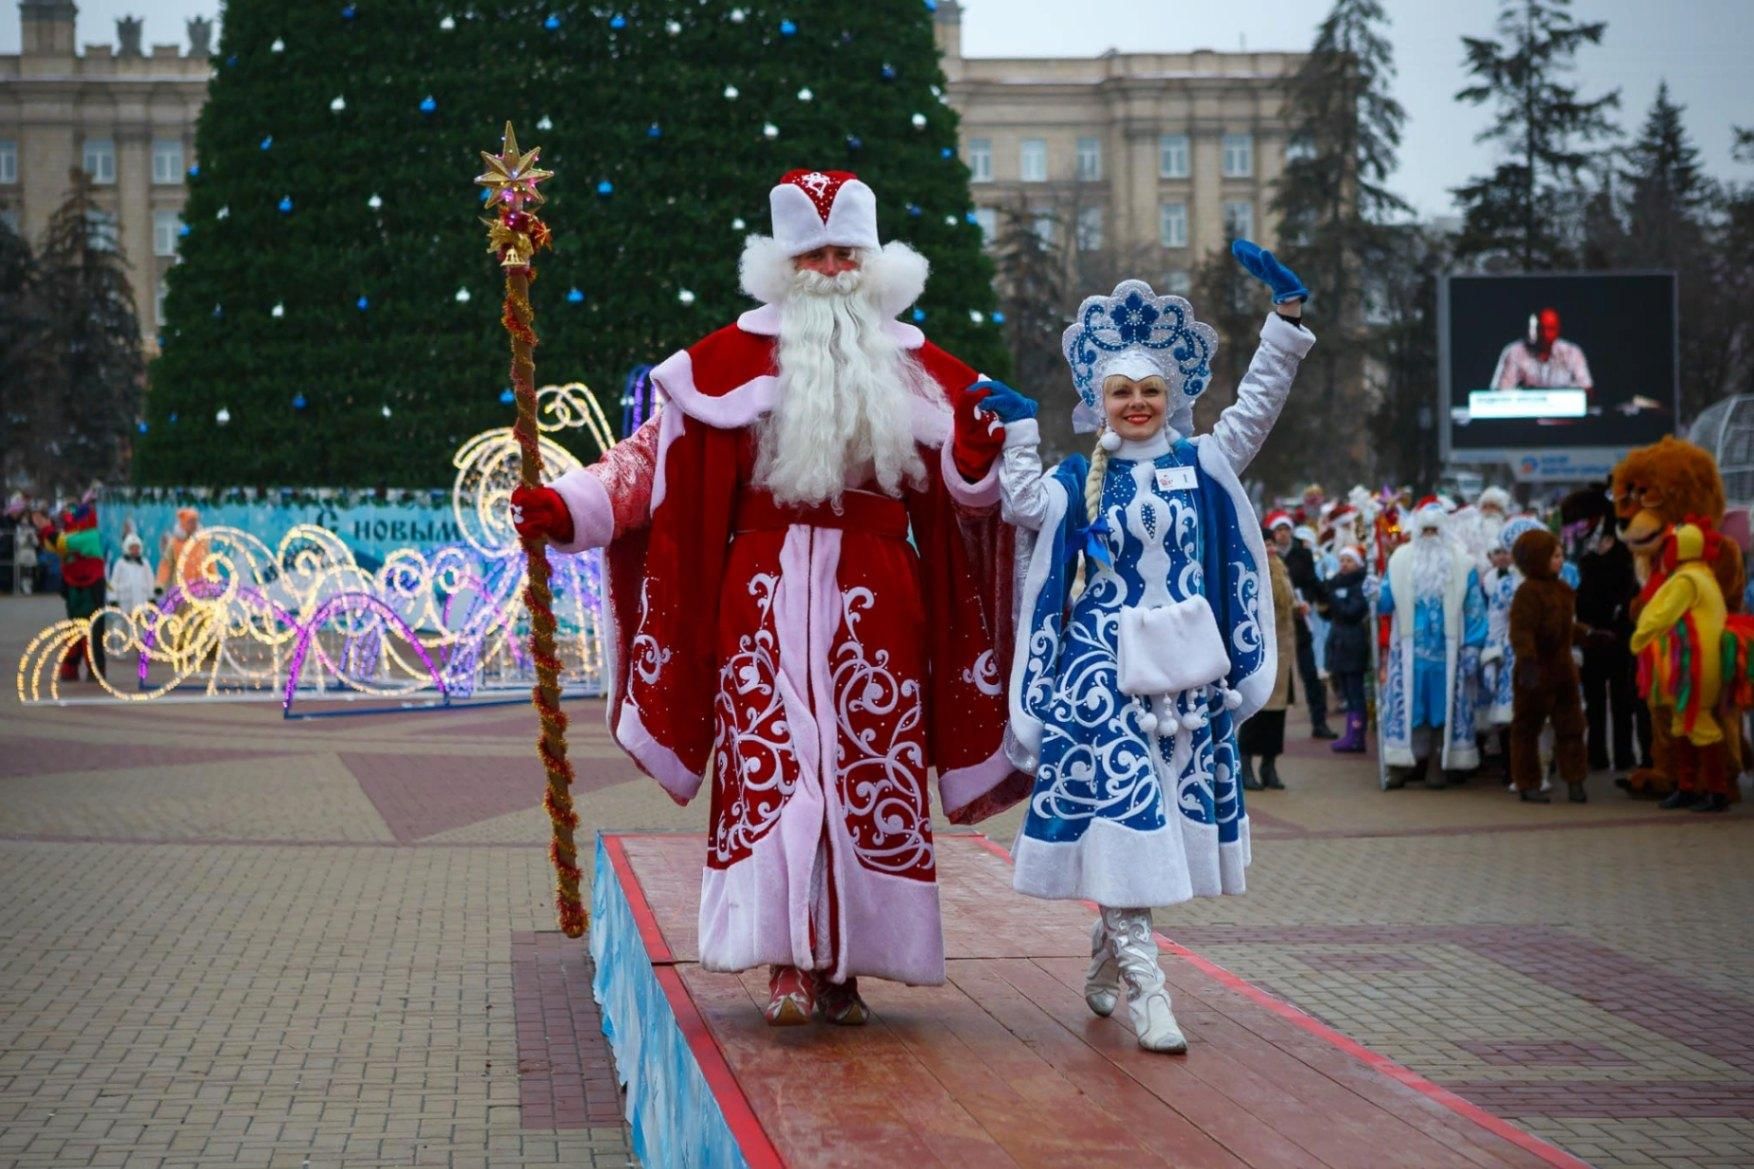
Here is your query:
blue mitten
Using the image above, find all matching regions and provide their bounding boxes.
[1230,239,1310,305]
[967,379,1038,422]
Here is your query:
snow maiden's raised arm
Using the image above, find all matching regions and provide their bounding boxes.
[1207,241,1317,476]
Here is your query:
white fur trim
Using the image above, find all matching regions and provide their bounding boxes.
[650,347,776,430]
[613,700,703,804]
[937,741,1013,814]
[863,241,929,319]
[940,433,1001,511]
[548,467,614,553]
[1010,816,1250,907]
[1260,311,1317,359]
[1007,474,1072,759]
[1002,418,1040,450]
[770,176,880,254]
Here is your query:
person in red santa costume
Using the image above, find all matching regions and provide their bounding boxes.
[512,170,1026,1026]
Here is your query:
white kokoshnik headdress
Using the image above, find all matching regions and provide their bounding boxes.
[1061,279,1219,435]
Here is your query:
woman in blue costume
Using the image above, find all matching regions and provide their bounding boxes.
[970,243,1314,1052]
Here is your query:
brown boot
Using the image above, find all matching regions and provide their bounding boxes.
[764,965,816,1026]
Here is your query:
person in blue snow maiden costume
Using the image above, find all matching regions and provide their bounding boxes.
[966,242,1313,1053]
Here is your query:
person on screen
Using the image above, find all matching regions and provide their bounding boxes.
[1491,307,1593,401]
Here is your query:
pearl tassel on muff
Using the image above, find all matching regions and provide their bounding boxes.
[1134,682,1243,740]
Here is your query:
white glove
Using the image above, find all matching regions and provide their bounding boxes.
[1362,575,1381,600]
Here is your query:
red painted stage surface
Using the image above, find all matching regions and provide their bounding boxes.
[603,832,1591,1169]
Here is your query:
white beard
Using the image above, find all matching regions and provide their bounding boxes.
[1412,533,1453,600]
[754,265,932,507]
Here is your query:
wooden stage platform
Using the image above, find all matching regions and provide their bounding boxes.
[589,832,1592,1169]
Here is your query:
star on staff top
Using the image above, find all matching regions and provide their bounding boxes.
[476,121,553,209]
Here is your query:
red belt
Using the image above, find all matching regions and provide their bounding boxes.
[734,489,910,541]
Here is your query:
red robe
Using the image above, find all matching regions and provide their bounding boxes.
[553,304,1026,985]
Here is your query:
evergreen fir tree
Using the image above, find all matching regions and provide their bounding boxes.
[138,0,1006,488]
[991,199,1072,458]
[0,215,49,490]
[1268,0,1408,492]
[1617,82,1710,268]
[35,171,146,492]
[1368,224,1448,491]
[1451,0,1619,270]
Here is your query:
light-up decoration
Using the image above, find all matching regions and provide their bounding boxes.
[17,382,621,711]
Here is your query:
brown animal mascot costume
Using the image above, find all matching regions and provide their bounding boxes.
[1508,528,1589,803]
[1610,437,1744,800]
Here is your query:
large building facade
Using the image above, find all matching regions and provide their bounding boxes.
[1,1,208,353]
[936,0,1302,292]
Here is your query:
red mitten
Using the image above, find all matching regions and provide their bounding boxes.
[510,484,574,545]
[951,385,1005,483]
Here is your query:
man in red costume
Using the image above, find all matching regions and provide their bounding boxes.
[513,170,1024,1026]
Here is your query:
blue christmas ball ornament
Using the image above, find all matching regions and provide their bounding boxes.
[566,288,585,303]
[341,4,356,20]
[779,18,796,35]
[939,147,953,159]
[419,96,436,114]
[923,0,937,11]
[479,187,492,202]
[357,295,370,311]
[964,210,979,224]
[911,308,926,322]
[212,305,224,319]
[278,195,293,213]
[647,123,662,139]
[292,393,308,410]
[905,203,921,218]
[259,135,273,150]
[545,13,562,29]
[609,13,625,28]
[137,420,149,434]
[169,412,179,423]
[597,180,614,196]
[991,310,1006,324]
[499,388,515,404]
[880,63,896,80]
[178,223,192,237]
[845,134,862,152]
[187,163,200,178]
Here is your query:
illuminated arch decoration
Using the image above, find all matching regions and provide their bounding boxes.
[17,383,621,712]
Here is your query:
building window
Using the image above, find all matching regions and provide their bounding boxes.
[153,209,182,257]
[0,141,17,186]
[151,140,185,185]
[86,209,119,251]
[972,206,997,245]
[1019,139,1047,183]
[1159,134,1189,179]
[1076,136,1101,181]
[83,139,117,185]
[1222,133,1254,178]
[1031,208,1056,247]
[1076,205,1103,252]
[1224,200,1254,240]
[0,208,19,235]
[1159,202,1188,249]
[1163,269,1192,296]
[967,138,992,183]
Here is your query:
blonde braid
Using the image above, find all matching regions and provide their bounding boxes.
[1073,431,1112,600]
[1084,431,1111,525]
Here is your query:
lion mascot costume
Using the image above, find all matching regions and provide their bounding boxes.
[1610,437,1744,799]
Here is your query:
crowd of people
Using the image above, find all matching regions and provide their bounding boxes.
[1255,479,1736,814]
[2,491,208,682]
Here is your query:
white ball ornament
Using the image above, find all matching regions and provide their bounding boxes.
[439,15,456,30]
[1138,710,1158,736]
[536,115,553,131]
[911,112,928,129]
[1098,430,1123,453]
[731,217,746,230]
[270,302,284,319]
[797,87,813,102]
[366,193,382,210]
[678,289,696,305]
[1160,711,1180,734]
[729,7,745,21]
[270,37,284,53]
[454,287,471,303]
[215,407,232,425]
[665,19,681,34]
[1222,687,1243,711]
[762,122,779,140]
[381,404,393,418]
[216,205,230,219]
[723,84,740,100]
[969,310,984,323]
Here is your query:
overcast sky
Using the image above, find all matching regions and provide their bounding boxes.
[6,0,1749,219]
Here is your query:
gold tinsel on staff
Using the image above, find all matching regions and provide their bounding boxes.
[475,123,585,937]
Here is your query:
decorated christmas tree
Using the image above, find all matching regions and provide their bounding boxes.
[137,0,1005,487]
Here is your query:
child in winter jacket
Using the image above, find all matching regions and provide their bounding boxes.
[1508,528,1588,803]
[1319,545,1371,752]
[108,533,156,615]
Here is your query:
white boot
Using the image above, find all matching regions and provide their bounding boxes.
[1084,915,1120,1017]
[1103,908,1188,1054]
